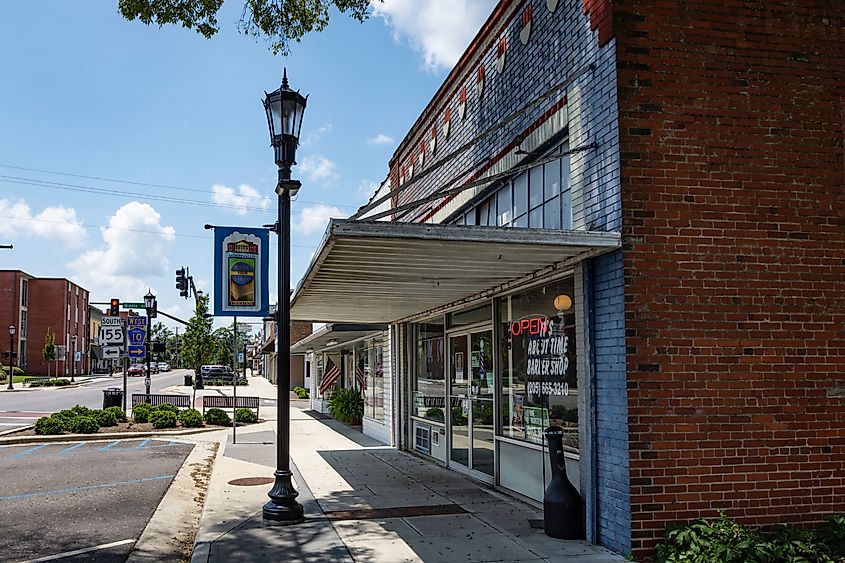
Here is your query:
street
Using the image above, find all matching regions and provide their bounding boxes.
[0,438,193,562]
[0,369,190,433]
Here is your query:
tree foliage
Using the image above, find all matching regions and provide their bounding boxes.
[118,0,375,55]
[180,294,215,375]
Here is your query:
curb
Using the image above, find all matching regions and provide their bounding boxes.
[0,426,222,445]
[0,424,34,437]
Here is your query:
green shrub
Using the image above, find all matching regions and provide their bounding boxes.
[154,403,179,414]
[818,515,845,557]
[149,410,177,429]
[94,409,118,427]
[451,406,467,426]
[178,409,204,428]
[67,415,99,434]
[53,409,77,424]
[49,378,71,386]
[105,406,127,422]
[70,405,93,417]
[235,408,258,423]
[204,408,231,426]
[424,407,444,422]
[0,366,25,379]
[34,416,65,435]
[656,513,845,563]
[132,403,153,423]
[237,377,248,386]
[327,388,364,424]
[293,386,309,399]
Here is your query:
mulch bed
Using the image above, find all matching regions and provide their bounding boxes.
[8,419,261,437]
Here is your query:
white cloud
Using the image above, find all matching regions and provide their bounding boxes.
[298,155,339,183]
[294,204,345,236]
[357,180,380,199]
[372,0,497,72]
[211,183,271,215]
[68,202,176,301]
[367,133,394,146]
[301,123,333,147]
[0,198,87,247]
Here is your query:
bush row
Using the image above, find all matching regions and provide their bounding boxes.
[203,378,249,386]
[657,513,845,563]
[293,386,309,399]
[28,378,71,387]
[35,405,128,435]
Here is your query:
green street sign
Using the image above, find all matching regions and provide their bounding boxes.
[121,302,145,309]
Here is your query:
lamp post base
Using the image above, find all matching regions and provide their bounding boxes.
[262,470,304,525]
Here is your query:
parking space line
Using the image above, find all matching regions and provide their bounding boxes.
[0,474,175,501]
[18,538,136,562]
[99,441,120,451]
[10,445,47,460]
[136,439,151,449]
[58,442,87,456]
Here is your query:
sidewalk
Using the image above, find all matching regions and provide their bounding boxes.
[189,379,624,562]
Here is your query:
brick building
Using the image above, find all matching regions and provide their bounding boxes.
[287,0,843,559]
[0,270,90,377]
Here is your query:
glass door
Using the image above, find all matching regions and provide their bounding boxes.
[448,329,495,480]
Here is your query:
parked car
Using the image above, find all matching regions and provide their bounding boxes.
[148,363,159,374]
[157,362,170,372]
[128,364,145,377]
[202,365,235,382]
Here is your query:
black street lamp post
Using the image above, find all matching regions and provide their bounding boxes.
[262,69,307,525]
[70,335,77,384]
[7,324,14,390]
[144,290,156,396]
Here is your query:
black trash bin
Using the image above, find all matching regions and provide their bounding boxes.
[184,374,193,387]
[103,387,123,409]
[543,425,584,540]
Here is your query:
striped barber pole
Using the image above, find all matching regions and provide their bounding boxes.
[319,361,342,395]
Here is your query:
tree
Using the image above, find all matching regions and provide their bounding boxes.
[118,0,374,55]
[180,294,215,376]
[43,328,56,378]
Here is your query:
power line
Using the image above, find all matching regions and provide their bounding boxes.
[0,162,360,210]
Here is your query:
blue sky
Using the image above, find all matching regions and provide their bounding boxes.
[0,0,495,329]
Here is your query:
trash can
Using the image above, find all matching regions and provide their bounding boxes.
[184,374,193,387]
[103,387,123,409]
[543,426,583,540]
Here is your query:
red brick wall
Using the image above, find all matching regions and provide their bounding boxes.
[26,279,89,376]
[616,0,845,557]
[0,271,21,367]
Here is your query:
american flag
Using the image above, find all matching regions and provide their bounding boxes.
[355,364,367,390]
[318,359,342,395]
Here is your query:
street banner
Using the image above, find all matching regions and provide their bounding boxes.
[212,226,270,317]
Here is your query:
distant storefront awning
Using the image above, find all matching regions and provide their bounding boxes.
[291,219,621,323]
[290,323,388,355]
[261,339,275,355]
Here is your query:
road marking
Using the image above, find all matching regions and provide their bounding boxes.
[99,440,120,451]
[10,445,47,459]
[136,439,151,449]
[17,538,136,562]
[0,474,175,501]
[58,442,87,456]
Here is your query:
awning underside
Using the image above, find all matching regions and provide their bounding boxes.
[291,220,620,324]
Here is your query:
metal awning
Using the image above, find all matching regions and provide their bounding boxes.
[291,219,621,323]
[290,323,388,354]
[261,339,275,355]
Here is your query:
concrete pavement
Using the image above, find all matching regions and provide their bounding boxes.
[184,376,624,563]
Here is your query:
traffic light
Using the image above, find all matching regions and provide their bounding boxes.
[110,298,120,316]
[175,267,188,298]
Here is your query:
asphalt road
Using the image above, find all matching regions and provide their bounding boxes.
[0,369,191,433]
[0,438,193,562]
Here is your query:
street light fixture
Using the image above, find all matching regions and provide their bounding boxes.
[70,334,77,384]
[144,289,156,395]
[7,324,15,390]
[262,68,307,525]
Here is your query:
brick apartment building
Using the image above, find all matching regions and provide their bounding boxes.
[0,270,90,377]
[288,0,844,559]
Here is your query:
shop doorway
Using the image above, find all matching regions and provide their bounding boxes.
[448,329,495,481]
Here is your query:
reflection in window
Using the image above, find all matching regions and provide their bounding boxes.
[357,337,384,421]
[413,322,446,423]
[498,277,578,451]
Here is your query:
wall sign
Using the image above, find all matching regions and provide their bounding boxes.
[510,315,575,396]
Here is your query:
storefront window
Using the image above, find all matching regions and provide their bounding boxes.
[412,321,446,423]
[498,277,578,450]
[357,338,384,421]
[447,302,492,329]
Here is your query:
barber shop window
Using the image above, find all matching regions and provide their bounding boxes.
[357,337,384,421]
[498,277,578,450]
[412,320,446,423]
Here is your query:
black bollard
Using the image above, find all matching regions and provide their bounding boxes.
[543,426,584,540]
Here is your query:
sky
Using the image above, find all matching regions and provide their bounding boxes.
[0,0,496,331]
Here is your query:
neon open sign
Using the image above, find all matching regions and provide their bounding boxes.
[509,316,551,336]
